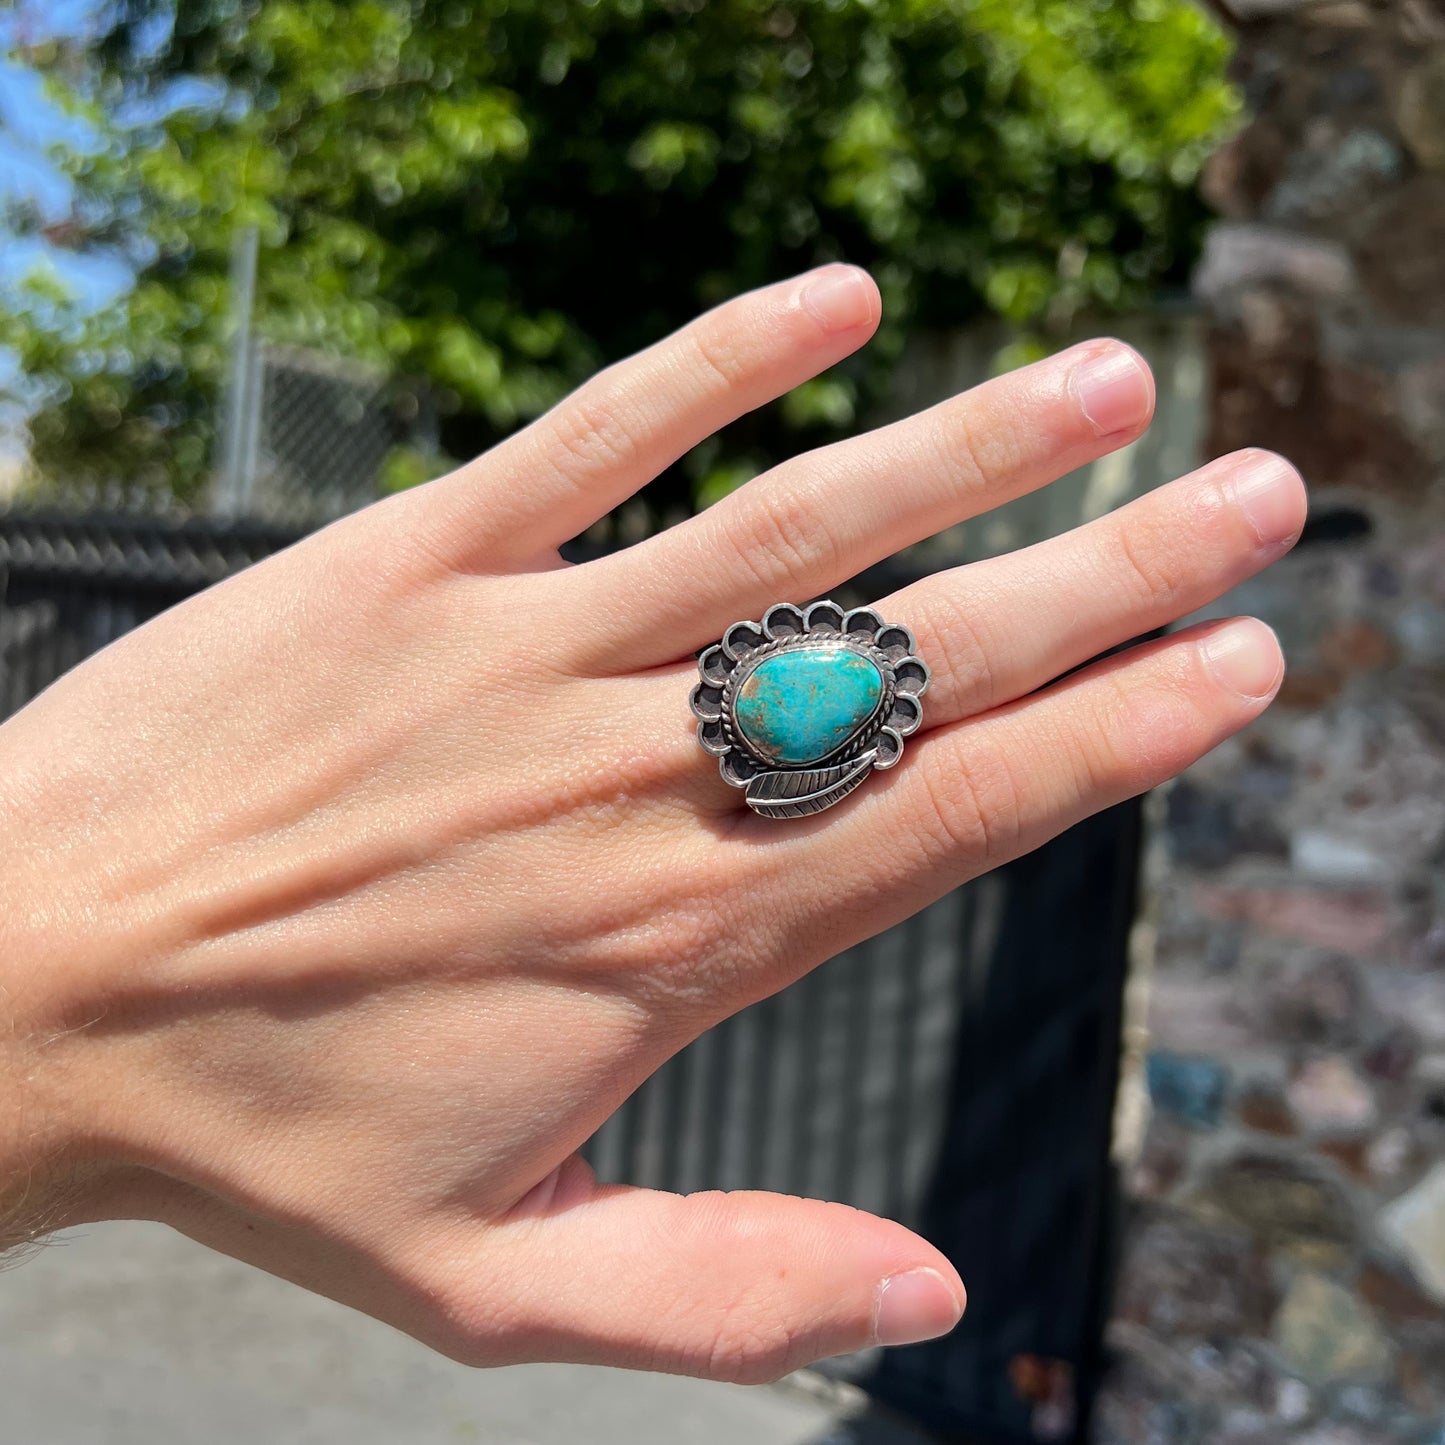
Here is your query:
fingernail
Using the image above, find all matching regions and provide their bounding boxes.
[874,1268,964,1347]
[1228,450,1304,549]
[799,266,876,333]
[1199,618,1284,701]
[1071,343,1153,436]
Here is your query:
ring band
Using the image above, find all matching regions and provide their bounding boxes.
[690,601,929,819]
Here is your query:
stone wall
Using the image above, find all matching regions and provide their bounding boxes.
[1097,3,1445,1442]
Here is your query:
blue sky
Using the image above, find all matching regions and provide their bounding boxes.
[1,0,135,312]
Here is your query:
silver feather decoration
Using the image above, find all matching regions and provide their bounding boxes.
[744,752,876,819]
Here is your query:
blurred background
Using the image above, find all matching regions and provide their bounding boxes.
[1,1,1443,1443]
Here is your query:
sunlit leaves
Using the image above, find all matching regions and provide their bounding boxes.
[627,122,721,190]
[10,0,1238,506]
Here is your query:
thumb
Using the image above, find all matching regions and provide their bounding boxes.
[465,1174,966,1382]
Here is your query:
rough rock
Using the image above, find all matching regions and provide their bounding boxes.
[1261,953,1369,1049]
[1265,128,1402,226]
[1315,620,1398,676]
[1213,0,1328,17]
[1369,971,1445,1046]
[1146,1052,1228,1130]
[1147,974,1257,1054]
[1129,1114,1192,1201]
[1379,1162,1445,1305]
[1396,52,1445,170]
[1317,1136,1372,1182]
[1361,1028,1417,1085]
[1357,1262,1441,1325]
[1199,882,1391,948]
[1355,176,1445,328]
[1395,601,1445,666]
[1193,222,1356,305]
[1189,1153,1356,1254]
[1363,1128,1415,1184]
[1165,779,1246,870]
[1397,1320,1445,1416]
[1114,1212,1276,1339]
[1286,1056,1377,1133]
[1286,834,1392,888]
[1091,1348,1197,1445]
[1291,1428,1401,1445]
[1238,1086,1299,1137]
[1208,316,1433,498]
[1106,2,1445,1435]
[1281,705,1445,875]
[1271,1272,1395,1382]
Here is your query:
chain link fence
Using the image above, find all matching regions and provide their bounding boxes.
[209,227,437,523]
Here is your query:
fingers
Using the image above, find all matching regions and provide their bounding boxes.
[885,448,1306,726]
[739,617,1284,970]
[452,1183,964,1380]
[413,266,881,569]
[628,448,1301,835]
[566,338,1155,670]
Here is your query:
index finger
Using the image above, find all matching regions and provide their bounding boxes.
[416,266,881,568]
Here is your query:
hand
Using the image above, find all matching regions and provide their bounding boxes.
[0,265,1302,1381]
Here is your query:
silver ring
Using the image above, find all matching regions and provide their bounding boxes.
[690,601,930,819]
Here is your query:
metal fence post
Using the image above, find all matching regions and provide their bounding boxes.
[214,225,262,516]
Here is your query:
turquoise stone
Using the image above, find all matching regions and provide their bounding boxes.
[734,644,883,766]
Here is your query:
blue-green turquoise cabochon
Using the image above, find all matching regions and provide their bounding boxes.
[733,644,884,767]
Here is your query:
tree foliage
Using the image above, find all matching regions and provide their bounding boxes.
[5,0,1237,508]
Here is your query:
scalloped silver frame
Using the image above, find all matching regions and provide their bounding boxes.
[690,599,929,819]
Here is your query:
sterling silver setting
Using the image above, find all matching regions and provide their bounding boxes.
[690,600,929,819]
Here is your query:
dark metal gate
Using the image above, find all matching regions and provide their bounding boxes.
[0,505,1138,1444]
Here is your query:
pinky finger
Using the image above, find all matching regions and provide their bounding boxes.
[751,617,1284,961]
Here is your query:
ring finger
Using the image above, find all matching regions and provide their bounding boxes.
[883,446,1306,729]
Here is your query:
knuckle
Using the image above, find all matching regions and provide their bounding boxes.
[924,590,996,713]
[623,884,749,1014]
[686,324,750,394]
[680,1198,807,1385]
[1069,718,1119,802]
[913,742,1023,868]
[546,377,640,480]
[720,482,841,592]
[935,400,1019,503]
[1066,662,1204,811]
[653,894,733,978]
[1112,511,1180,607]
[705,1316,802,1385]
[1080,669,1175,793]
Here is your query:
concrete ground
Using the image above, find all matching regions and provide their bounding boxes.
[0,1221,935,1445]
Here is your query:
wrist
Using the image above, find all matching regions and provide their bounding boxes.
[0,734,126,1249]
[0,970,68,1252]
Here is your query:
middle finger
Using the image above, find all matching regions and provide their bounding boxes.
[566,339,1154,671]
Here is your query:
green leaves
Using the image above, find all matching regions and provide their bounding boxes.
[9,0,1238,510]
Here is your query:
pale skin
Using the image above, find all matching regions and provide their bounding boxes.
[0,265,1304,1382]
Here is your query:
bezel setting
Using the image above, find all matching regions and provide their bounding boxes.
[690,600,929,819]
